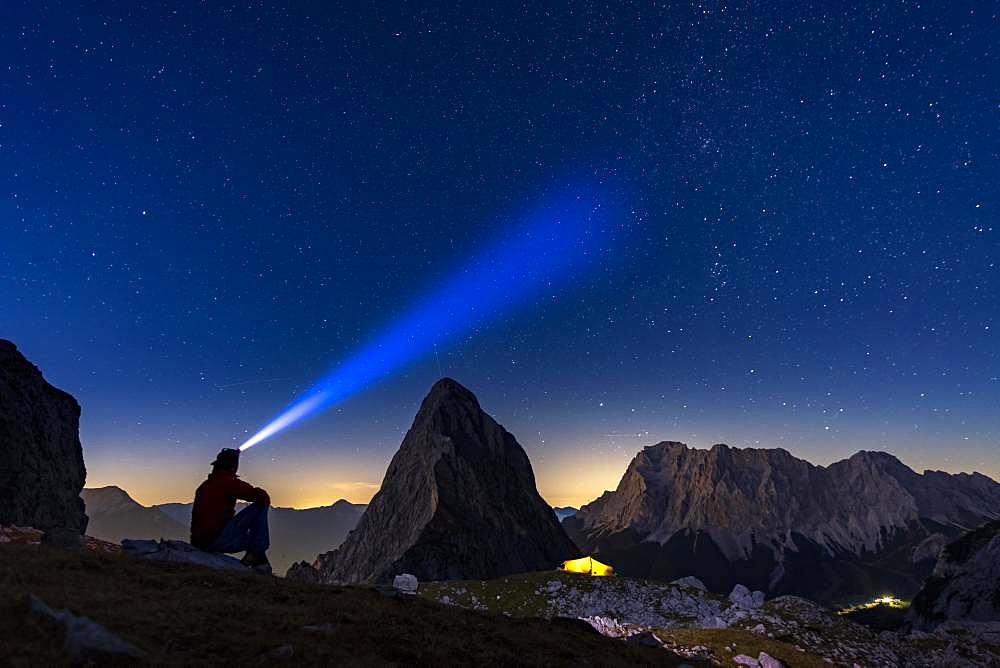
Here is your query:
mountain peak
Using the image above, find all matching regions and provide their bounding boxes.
[87,485,129,495]
[81,486,141,514]
[418,377,481,412]
[846,450,905,465]
[311,379,577,583]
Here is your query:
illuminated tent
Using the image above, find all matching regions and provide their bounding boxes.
[561,556,614,576]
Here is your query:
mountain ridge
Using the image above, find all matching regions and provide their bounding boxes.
[566,441,1000,604]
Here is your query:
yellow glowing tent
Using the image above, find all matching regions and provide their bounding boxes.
[561,556,614,576]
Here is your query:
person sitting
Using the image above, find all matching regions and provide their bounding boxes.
[190,447,272,573]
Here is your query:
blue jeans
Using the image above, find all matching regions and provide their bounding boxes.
[207,502,270,555]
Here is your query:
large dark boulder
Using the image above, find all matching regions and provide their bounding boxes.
[0,340,87,534]
[312,378,578,583]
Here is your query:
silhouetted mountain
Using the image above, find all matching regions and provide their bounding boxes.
[311,378,578,584]
[81,486,187,542]
[0,339,87,534]
[81,488,365,576]
[565,442,1000,605]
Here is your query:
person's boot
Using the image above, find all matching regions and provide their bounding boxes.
[241,552,272,575]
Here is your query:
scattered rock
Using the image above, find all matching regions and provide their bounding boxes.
[544,579,562,593]
[121,538,246,571]
[729,584,765,610]
[0,525,43,544]
[732,651,785,668]
[83,535,121,555]
[751,623,766,634]
[393,573,419,595]
[757,651,784,668]
[25,593,144,662]
[670,576,707,591]
[580,616,633,638]
[2,525,116,554]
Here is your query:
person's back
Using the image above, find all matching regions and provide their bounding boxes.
[190,448,272,573]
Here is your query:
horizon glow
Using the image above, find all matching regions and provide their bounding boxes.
[239,181,624,451]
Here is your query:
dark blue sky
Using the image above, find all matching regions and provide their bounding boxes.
[3,2,997,507]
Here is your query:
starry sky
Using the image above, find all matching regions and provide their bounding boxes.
[3,2,998,509]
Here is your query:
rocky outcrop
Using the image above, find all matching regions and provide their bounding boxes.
[313,378,578,584]
[1,525,119,554]
[909,521,1000,630]
[392,573,419,595]
[565,442,1000,603]
[26,594,144,662]
[0,340,87,534]
[121,538,247,571]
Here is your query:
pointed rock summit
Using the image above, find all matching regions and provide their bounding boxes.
[311,378,578,583]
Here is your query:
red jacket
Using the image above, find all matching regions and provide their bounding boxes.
[190,471,270,548]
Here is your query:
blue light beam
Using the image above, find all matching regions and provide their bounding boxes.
[239,182,623,450]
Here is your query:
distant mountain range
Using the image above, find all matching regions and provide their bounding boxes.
[552,507,577,522]
[81,486,365,575]
[81,486,188,541]
[564,442,1000,605]
[80,436,1000,607]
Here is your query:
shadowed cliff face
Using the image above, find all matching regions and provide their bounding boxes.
[313,378,578,584]
[909,520,1000,629]
[566,442,1000,604]
[0,340,87,533]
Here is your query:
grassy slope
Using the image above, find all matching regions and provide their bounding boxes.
[653,628,830,668]
[0,545,692,666]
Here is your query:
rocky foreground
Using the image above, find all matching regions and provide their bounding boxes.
[6,527,999,666]
[0,542,686,666]
[421,571,1000,667]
